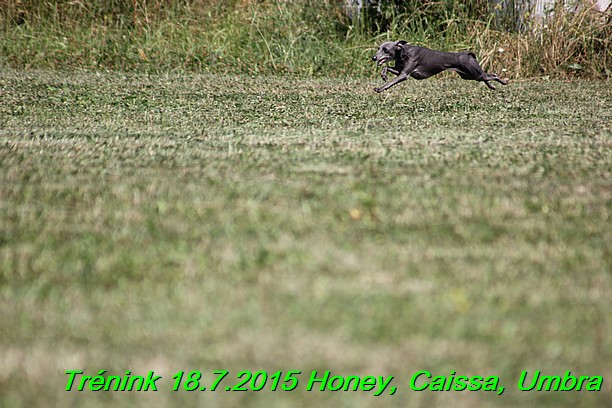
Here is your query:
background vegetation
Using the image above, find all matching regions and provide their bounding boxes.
[0,0,610,77]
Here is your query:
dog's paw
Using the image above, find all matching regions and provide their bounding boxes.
[484,81,496,90]
[374,87,383,93]
[380,75,388,82]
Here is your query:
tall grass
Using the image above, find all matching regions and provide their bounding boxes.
[0,0,609,77]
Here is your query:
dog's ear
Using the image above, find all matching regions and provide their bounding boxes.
[395,40,407,50]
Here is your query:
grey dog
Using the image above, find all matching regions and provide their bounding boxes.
[372,40,508,93]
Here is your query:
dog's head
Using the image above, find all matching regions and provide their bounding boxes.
[372,40,407,66]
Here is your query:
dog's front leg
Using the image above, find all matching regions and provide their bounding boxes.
[374,60,414,93]
[374,72,408,93]
[380,65,389,82]
[380,65,401,82]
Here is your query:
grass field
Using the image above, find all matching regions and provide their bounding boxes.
[0,70,610,407]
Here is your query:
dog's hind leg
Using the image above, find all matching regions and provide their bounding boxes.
[482,73,508,87]
[459,53,508,89]
[465,71,508,90]
[456,70,473,80]
[483,80,497,90]
[456,69,495,88]
[491,75,508,85]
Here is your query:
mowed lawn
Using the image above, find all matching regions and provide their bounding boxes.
[0,70,610,407]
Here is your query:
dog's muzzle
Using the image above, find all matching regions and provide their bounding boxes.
[373,56,388,66]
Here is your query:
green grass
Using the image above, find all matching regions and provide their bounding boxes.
[0,69,610,407]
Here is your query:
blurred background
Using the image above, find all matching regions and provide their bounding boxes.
[0,0,610,77]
